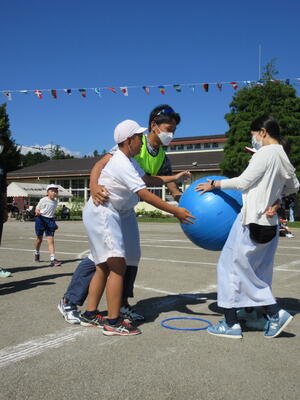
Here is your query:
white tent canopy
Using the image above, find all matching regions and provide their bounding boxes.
[7,182,73,198]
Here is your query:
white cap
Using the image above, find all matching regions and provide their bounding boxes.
[46,184,59,191]
[114,120,147,144]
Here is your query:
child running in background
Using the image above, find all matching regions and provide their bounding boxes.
[34,184,61,267]
[197,115,299,339]
[82,120,195,336]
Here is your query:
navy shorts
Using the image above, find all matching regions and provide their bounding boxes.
[35,216,58,237]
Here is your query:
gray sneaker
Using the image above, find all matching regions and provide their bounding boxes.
[57,298,81,324]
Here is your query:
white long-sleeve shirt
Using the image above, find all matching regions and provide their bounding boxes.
[220,144,299,226]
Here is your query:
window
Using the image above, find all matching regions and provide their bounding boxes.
[71,179,85,189]
[204,143,211,149]
[71,190,85,199]
[212,142,219,148]
[177,145,184,150]
[186,144,193,150]
[194,143,201,149]
[56,179,71,189]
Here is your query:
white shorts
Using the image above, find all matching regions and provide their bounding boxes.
[83,198,140,266]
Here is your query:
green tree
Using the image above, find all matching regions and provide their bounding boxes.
[93,149,99,157]
[220,71,300,179]
[0,103,22,172]
[20,151,50,168]
[50,145,74,160]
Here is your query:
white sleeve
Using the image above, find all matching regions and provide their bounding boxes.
[131,159,146,178]
[118,160,146,193]
[282,175,300,197]
[220,151,268,191]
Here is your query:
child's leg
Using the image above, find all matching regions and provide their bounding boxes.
[106,257,126,319]
[86,263,109,311]
[35,236,43,252]
[46,236,55,258]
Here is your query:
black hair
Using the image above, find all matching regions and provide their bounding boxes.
[148,104,181,132]
[250,115,290,155]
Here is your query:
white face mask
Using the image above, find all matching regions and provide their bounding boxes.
[0,145,4,154]
[157,127,174,146]
[251,135,262,150]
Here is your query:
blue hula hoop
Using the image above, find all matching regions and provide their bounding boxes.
[160,317,212,331]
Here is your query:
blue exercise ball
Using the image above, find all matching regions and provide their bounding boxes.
[179,175,242,251]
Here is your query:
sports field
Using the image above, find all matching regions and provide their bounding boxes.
[0,220,299,400]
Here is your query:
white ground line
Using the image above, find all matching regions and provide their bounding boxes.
[141,256,215,266]
[0,330,118,369]
[277,246,300,250]
[77,249,91,259]
[135,283,216,296]
[2,246,299,272]
[0,247,78,256]
[275,260,300,270]
[141,257,300,272]
[0,283,215,368]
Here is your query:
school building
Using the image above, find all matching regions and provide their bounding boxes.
[7,134,226,206]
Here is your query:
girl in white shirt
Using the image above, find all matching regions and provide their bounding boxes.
[82,120,195,336]
[196,115,299,339]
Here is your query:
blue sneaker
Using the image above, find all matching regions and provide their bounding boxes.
[264,309,293,338]
[245,316,268,331]
[207,321,242,339]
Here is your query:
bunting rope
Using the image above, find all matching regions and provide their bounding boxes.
[1,78,299,100]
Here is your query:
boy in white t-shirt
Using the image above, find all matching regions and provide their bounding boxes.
[34,185,61,267]
[82,120,195,336]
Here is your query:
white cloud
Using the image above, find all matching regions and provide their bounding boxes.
[19,144,81,158]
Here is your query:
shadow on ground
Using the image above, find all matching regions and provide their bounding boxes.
[0,273,73,295]
[132,291,221,325]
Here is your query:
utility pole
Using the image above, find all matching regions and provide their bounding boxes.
[258,44,262,80]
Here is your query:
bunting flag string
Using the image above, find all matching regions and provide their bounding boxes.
[1,77,300,101]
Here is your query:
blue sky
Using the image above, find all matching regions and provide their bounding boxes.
[1,0,300,156]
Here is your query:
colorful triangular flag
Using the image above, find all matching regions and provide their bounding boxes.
[216,83,222,91]
[34,90,43,99]
[285,79,290,85]
[3,91,12,101]
[173,84,182,93]
[19,90,28,94]
[158,85,165,95]
[230,82,238,90]
[203,83,209,92]
[51,89,57,99]
[120,87,129,96]
[79,89,87,97]
[255,81,264,87]
[94,88,101,97]
[64,89,72,95]
[108,87,117,94]
[189,85,195,92]
[143,86,150,95]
